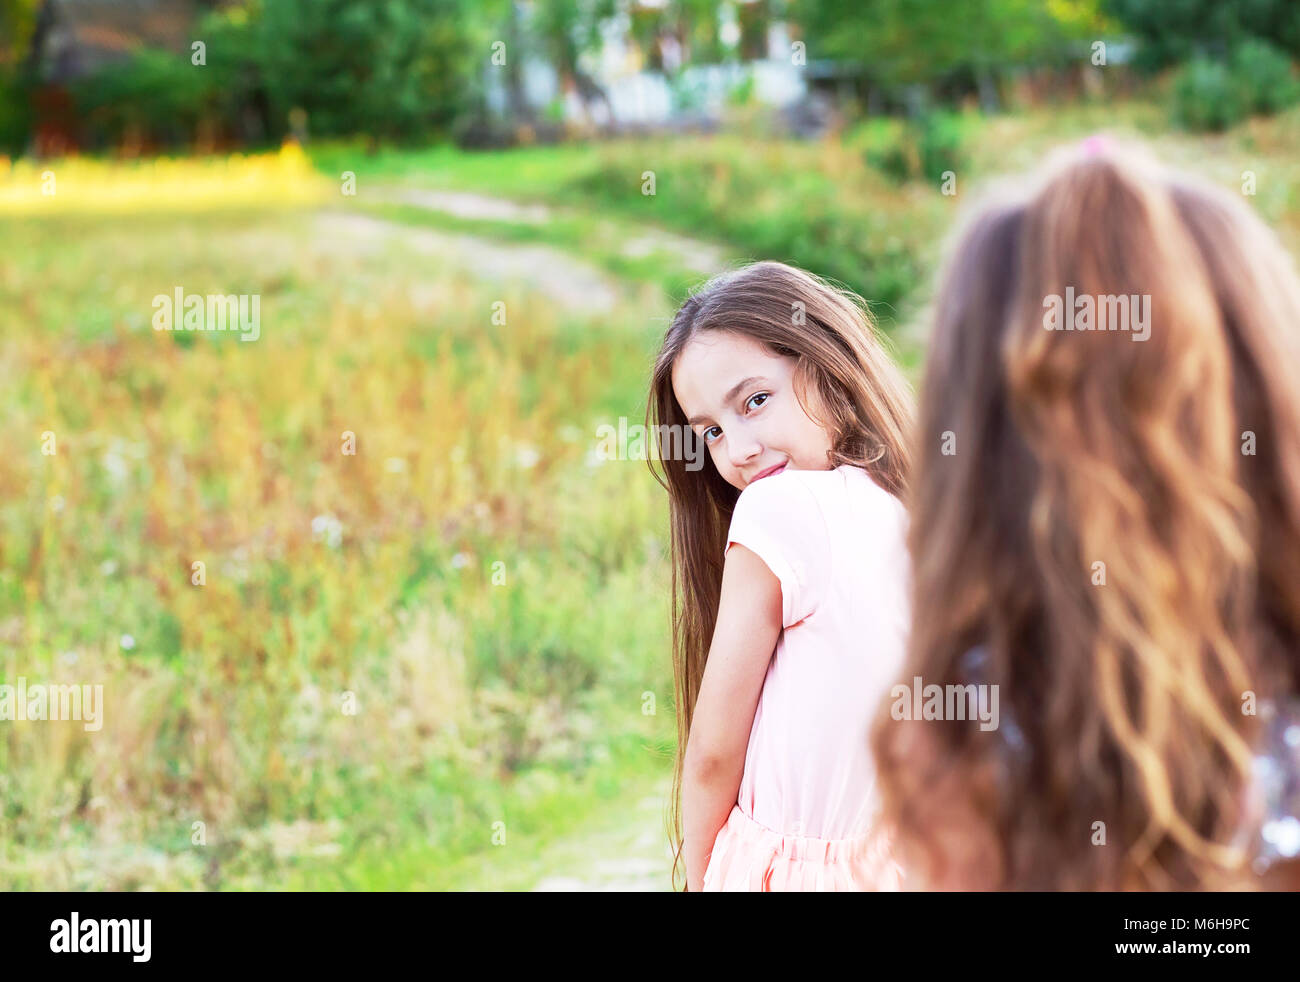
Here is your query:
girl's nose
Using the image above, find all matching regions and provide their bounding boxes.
[727,428,762,469]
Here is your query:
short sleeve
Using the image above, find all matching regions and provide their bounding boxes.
[724,472,833,628]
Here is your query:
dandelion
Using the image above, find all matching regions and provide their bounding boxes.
[49,495,65,512]
[100,559,118,576]
[120,634,136,651]
[450,552,471,570]
[311,514,343,549]
[102,447,129,484]
[223,546,250,583]
[515,443,540,469]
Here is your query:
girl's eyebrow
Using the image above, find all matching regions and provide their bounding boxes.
[687,376,766,426]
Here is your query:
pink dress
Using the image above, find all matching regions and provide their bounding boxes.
[700,463,910,891]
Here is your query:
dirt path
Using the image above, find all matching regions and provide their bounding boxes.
[373,186,730,278]
[314,211,625,312]
[530,784,675,892]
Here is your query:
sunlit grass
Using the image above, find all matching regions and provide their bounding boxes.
[0,141,329,216]
[1,202,676,889]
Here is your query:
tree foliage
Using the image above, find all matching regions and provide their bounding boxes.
[251,0,490,140]
[1103,0,1300,66]
[797,0,1107,86]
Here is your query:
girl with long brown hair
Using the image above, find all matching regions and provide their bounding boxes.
[871,138,1300,890]
[647,260,915,891]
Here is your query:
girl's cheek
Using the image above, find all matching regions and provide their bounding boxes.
[709,447,731,478]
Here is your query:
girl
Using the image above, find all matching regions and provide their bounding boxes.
[646,260,915,891]
[871,138,1300,890]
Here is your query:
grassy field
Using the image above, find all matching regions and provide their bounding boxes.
[2,97,1298,890]
[1,153,677,889]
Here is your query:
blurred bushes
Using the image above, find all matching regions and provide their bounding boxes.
[252,0,487,141]
[0,66,31,157]
[853,111,970,185]
[1230,39,1300,114]
[47,0,491,152]
[71,48,222,148]
[1104,0,1300,68]
[560,136,946,318]
[1170,40,1298,131]
[1171,58,1249,131]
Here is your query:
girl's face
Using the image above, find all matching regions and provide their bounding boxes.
[671,330,835,492]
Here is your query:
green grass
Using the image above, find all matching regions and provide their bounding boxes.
[0,205,677,890]
[276,733,671,890]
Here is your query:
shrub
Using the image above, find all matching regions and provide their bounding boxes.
[726,72,757,108]
[1230,39,1299,115]
[60,0,490,149]
[561,137,943,320]
[1105,0,1300,68]
[853,117,915,183]
[1171,57,1248,131]
[254,0,486,141]
[0,67,31,156]
[917,110,967,184]
[852,111,968,185]
[70,48,222,148]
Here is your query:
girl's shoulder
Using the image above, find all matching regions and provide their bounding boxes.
[730,464,905,533]
[789,464,908,530]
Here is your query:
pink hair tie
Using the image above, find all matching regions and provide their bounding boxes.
[1081,134,1111,156]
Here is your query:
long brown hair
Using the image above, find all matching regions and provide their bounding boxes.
[871,141,1300,890]
[647,260,915,890]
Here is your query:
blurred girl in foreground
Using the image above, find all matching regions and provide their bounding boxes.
[872,138,1300,889]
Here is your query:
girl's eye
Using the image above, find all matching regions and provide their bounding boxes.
[702,425,721,443]
[707,398,764,447]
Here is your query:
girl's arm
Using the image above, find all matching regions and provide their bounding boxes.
[682,543,783,891]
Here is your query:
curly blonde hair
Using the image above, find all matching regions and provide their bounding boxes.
[871,142,1300,890]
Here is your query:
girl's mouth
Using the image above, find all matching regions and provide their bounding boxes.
[749,462,787,485]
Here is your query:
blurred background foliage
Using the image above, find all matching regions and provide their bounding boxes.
[1,0,1297,157]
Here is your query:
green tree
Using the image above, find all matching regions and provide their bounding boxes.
[798,0,1107,106]
[0,0,40,65]
[253,0,491,141]
[1103,0,1300,66]
[532,0,617,119]
[0,0,40,154]
[627,0,727,75]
